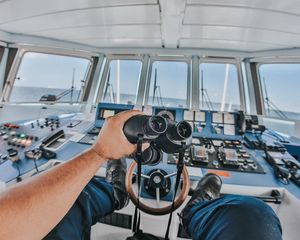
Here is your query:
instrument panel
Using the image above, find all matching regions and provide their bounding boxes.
[0,103,299,192]
[168,138,265,174]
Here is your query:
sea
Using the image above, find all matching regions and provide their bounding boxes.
[8,86,300,121]
[10,86,81,103]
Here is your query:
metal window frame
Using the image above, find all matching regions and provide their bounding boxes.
[241,59,254,114]
[1,47,95,104]
[144,56,192,108]
[0,47,9,95]
[191,55,200,110]
[198,57,246,112]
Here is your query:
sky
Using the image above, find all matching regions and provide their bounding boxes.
[15,52,90,90]
[9,52,300,114]
[259,64,300,113]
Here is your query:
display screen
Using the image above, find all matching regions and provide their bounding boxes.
[99,109,127,120]
[195,111,206,122]
[224,113,235,124]
[184,110,194,121]
[103,110,115,118]
[212,112,223,124]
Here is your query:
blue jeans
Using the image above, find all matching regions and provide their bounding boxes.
[43,177,114,240]
[187,195,282,240]
[44,178,282,240]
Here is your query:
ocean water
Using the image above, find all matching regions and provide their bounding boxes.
[10,86,81,103]
[8,86,300,121]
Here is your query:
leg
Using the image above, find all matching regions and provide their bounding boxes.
[188,195,282,240]
[43,159,128,240]
[43,177,114,240]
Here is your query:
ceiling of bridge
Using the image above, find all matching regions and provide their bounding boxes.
[0,0,300,52]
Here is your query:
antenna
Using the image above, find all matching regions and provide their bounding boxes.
[152,68,157,104]
[200,69,213,111]
[201,70,204,108]
[262,77,288,119]
[70,68,75,102]
[262,77,270,115]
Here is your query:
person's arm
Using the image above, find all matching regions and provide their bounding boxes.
[0,110,142,240]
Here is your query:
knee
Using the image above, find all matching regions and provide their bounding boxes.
[229,195,274,215]
[224,195,281,228]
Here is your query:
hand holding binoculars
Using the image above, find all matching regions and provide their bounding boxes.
[123,115,192,165]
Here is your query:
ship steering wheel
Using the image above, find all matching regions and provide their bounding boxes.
[125,161,190,215]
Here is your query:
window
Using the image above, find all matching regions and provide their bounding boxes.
[101,60,142,104]
[148,61,188,107]
[9,52,91,103]
[259,64,300,120]
[199,63,240,111]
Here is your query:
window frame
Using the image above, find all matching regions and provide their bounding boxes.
[256,62,300,120]
[144,56,191,108]
[2,48,94,104]
[198,58,245,112]
[96,54,145,105]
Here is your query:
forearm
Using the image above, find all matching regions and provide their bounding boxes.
[0,148,106,240]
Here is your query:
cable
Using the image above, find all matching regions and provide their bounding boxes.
[33,159,40,174]
[13,162,22,182]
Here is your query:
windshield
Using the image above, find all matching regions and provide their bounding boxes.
[9,52,91,103]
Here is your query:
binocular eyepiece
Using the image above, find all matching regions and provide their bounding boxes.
[123,114,192,165]
[155,120,192,154]
[123,115,168,144]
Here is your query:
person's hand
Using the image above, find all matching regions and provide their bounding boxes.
[91,110,148,160]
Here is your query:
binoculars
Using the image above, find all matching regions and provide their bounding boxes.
[123,115,192,165]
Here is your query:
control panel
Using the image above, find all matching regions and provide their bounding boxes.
[168,138,264,173]
[1,102,299,193]
[0,115,79,182]
[151,107,265,173]
[79,103,134,145]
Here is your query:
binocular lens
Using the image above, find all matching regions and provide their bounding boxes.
[147,116,168,134]
[141,145,162,165]
[177,121,192,139]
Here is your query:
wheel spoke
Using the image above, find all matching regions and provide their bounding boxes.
[156,187,160,207]
[132,172,150,179]
[164,172,177,179]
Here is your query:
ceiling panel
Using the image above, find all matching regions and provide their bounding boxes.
[0,0,157,24]
[32,25,161,40]
[2,0,300,52]
[187,0,300,14]
[179,39,285,52]
[0,5,160,34]
[75,38,162,48]
[184,5,300,34]
[182,25,300,48]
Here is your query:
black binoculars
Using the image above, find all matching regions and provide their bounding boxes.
[123,115,192,165]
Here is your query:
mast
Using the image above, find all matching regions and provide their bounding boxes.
[70,68,75,103]
[152,68,157,104]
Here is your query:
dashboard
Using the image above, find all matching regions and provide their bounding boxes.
[0,103,299,202]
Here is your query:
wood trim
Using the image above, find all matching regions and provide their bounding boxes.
[125,160,190,216]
